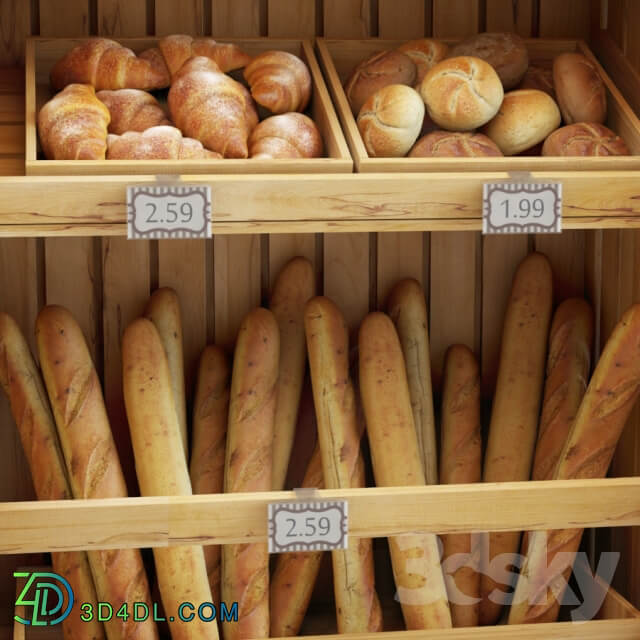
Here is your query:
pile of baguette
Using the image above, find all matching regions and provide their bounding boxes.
[37,36,324,161]
[2,253,640,638]
[345,32,632,158]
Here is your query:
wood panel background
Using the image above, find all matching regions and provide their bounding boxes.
[0,0,639,622]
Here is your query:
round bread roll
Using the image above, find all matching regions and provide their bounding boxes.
[419,56,504,131]
[409,131,503,157]
[357,84,424,157]
[518,65,555,99]
[553,52,606,124]
[482,89,561,155]
[397,38,449,85]
[249,112,323,159]
[542,123,630,156]
[345,50,416,115]
[449,32,529,89]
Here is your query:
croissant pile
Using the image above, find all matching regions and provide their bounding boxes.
[38,36,324,161]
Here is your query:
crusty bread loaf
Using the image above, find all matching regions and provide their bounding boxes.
[190,344,230,604]
[409,131,503,157]
[482,89,561,155]
[345,50,416,115]
[419,56,504,131]
[305,297,383,633]
[480,253,553,626]
[542,122,630,157]
[450,32,529,89]
[553,52,607,124]
[357,84,424,157]
[122,318,215,640]
[510,302,640,625]
[249,113,323,159]
[97,89,170,134]
[518,65,555,99]
[36,306,158,640]
[359,312,451,630]
[397,38,449,85]
[0,312,104,640]
[440,345,482,628]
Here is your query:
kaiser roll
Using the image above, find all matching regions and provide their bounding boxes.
[518,65,555,99]
[409,131,503,157]
[542,123,630,156]
[397,38,449,85]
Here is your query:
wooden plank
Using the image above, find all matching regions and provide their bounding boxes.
[97,0,147,37]
[626,0,640,74]
[268,0,317,37]
[155,0,205,35]
[268,234,316,290]
[322,0,373,38]
[0,92,25,123]
[0,156,23,176]
[432,0,480,37]
[607,0,628,53]
[39,0,89,36]
[211,0,266,37]
[539,0,591,38]
[0,0,30,65]
[535,231,586,304]
[0,124,25,154]
[378,0,426,39]
[376,232,425,308]
[486,0,534,36]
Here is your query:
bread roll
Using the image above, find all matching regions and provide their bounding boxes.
[97,89,170,134]
[409,131,503,157]
[450,32,529,89]
[420,57,504,131]
[553,52,606,124]
[397,38,449,85]
[345,50,416,115]
[482,89,561,155]
[249,113,323,159]
[542,122,630,157]
[518,65,555,99]
[357,84,424,157]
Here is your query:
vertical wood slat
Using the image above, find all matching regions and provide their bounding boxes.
[378,0,426,39]
[606,0,628,53]
[432,0,480,37]
[155,0,206,35]
[535,231,586,304]
[96,0,147,37]
[486,0,535,36]
[212,0,267,36]
[268,235,317,291]
[322,0,373,38]
[0,0,30,65]
[268,0,317,37]
[626,1,640,73]
[39,0,89,36]
[539,0,591,38]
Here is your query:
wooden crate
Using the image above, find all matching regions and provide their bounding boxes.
[316,38,640,172]
[25,37,353,176]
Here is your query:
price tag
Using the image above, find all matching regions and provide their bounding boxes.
[483,182,562,235]
[127,185,211,239]
[268,501,348,554]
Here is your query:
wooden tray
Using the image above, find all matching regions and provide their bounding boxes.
[316,38,640,173]
[25,37,353,176]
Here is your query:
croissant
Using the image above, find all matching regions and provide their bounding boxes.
[249,113,323,159]
[38,84,110,160]
[51,38,170,91]
[106,126,222,160]
[244,51,312,114]
[168,57,258,158]
[97,89,171,134]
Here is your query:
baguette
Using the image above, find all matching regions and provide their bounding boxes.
[270,443,325,637]
[222,308,279,640]
[440,344,482,628]
[480,253,552,625]
[144,287,188,457]
[190,344,230,604]
[359,312,452,630]
[270,257,316,491]
[0,312,104,640]
[36,306,158,640]
[509,303,640,625]
[122,318,216,640]
[387,278,438,484]
[304,296,383,633]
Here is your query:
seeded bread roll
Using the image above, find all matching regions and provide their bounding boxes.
[345,50,416,115]
[397,38,449,85]
[450,32,529,89]
[553,52,607,124]
[357,84,424,157]
[482,89,561,155]
[542,123,630,156]
[409,131,503,157]
[518,65,555,99]
[419,56,504,131]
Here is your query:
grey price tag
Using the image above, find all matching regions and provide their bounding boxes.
[268,501,348,554]
[127,185,211,239]
[483,182,562,235]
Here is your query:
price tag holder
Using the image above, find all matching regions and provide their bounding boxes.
[127,183,211,239]
[483,181,562,235]
[268,499,348,554]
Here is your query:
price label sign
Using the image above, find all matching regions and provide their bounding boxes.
[127,185,211,239]
[483,182,562,235]
[268,501,348,554]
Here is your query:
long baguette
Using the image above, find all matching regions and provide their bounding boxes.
[122,318,216,640]
[270,443,324,637]
[222,308,279,640]
[304,296,383,633]
[190,344,230,604]
[0,312,104,640]
[480,253,552,625]
[509,302,640,625]
[36,306,158,640]
[440,344,482,628]
[270,256,316,491]
[359,312,451,630]
[144,287,188,457]
[387,278,438,484]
